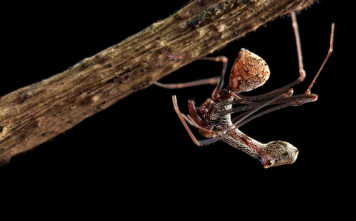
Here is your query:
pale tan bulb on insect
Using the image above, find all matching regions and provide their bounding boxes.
[229,49,270,93]
[260,141,299,169]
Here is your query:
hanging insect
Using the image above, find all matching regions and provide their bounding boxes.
[156,12,334,168]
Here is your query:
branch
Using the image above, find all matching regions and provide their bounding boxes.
[0,0,318,163]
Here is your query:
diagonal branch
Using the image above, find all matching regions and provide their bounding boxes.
[0,0,318,163]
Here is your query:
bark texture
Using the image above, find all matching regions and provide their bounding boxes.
[0,0,317,163]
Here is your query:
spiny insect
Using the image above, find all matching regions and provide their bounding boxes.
[156,12,334,168]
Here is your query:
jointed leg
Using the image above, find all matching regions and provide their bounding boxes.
[153,77,220,89]
[289,12,334,94]
[231,92,318,129]
[221,88,294,116]
[291,12,306,83]
[305,22,334,94]
[230,87,292,104]
[257,12,306,95]
[155,55,228,98]
[172,95,211,146]
[172,90,293,146]
[172,95,229,146]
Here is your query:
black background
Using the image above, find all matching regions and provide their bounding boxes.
[0,0,351,217]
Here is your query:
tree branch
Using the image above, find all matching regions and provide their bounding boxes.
[0,0,317,163]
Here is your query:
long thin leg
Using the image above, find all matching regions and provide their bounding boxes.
[220,88,293,116]
[305,23,335,94]
[229,87,292,104]
[214,87,292,118]
[172,90,291,146]
[231,93,318,128]
[206,91,316,143]
[155,55,228,98]
[172,95,206,146]
[153,77,220,89]
[174,86,317,147]
[276,12,306,89]
[291,12,306,83]
[218,86,318,119]
[203,89,292,144]
[285,12,334,93]
[209,56,228,99]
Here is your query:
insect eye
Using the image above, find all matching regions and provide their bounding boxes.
[259,158,273,166]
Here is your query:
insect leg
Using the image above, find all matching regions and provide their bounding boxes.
[283,13,334,93]
[230,87,292,104]
[153,77,220,89]
[155,55,228,98]
[231,93,318,129]
[172,89,293,146]
[305,22,334,94]
[291,12,306,84]
[172,95,215,146]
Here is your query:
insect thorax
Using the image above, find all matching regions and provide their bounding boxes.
[198,98,233,133]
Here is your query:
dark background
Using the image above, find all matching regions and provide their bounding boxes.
[0,0,350,217]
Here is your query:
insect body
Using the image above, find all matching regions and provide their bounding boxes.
[164,13,334,168]
[173,49,306,168]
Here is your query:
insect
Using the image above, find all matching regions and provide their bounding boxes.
[157,12,334,168]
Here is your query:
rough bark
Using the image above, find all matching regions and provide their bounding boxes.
[0,0,318,163]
